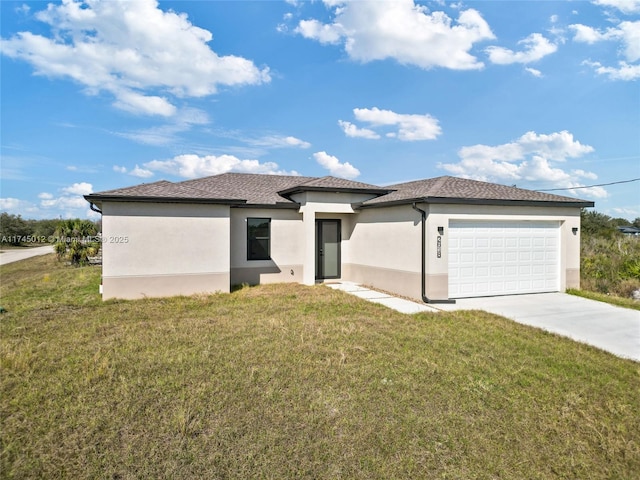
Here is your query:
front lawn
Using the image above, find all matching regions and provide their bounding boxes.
[1,255,638,479]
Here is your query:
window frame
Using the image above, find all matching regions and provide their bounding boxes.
[247,217,271,261]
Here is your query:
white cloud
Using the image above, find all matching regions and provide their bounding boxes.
[340,107,442,141]
[62,182,93,196]
[516,131,594,160]
[144,154,297,179]
[313,151,360,179]
[571,21,639,61]
[15,4,30,15]
[582,60,640,80]
[115,107,210,145]
[295,0,495,70]
[570,20,640,80]
[338,120,380,139]
[1,187,97,219]
[283,136,312,148]
[112,90,176,118]
[0,197,32,211]
[130,166,154,178]
[570,24,616,44]
[247,135,312,149]
[550,14,559,23]
[40,195,88,209]
[618,21,640,62]
[25,182,97,216]
[612,206,640,218]
[593,0,640,14]
[295,19,344,44]
[439,131,606,197]
[113,166,127,174]
[486,33,557,65]
[525,67,543,77]
[0,0,270,117]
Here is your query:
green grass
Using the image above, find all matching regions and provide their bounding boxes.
[568,288,640,311]
[1,255,639,479]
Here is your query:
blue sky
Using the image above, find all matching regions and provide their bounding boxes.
[1,0,639,220]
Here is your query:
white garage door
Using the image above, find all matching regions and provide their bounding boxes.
[448,220,560,298]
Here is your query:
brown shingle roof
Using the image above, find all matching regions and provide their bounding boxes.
[87,180,244,200]
[278,176,393,197]
[179,173,316,205]
[86,173,594,208]
[362,176,594,206]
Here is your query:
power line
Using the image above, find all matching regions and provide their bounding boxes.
[537,177,640,192]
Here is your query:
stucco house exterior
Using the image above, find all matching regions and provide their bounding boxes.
[84,173,594,302]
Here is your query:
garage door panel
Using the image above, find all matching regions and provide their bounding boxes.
[490,252,504,262]
[449,221,560,298]
[532,264,546,274]
[490,266,504,276]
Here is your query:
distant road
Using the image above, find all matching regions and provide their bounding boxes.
[0,246,55,266]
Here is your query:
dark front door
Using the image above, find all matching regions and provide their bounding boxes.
[316,220,341,280]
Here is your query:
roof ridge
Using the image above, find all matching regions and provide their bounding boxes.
[428,176,450,196]
[293,175,326,187]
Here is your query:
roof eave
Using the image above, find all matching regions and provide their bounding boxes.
[359,196,595,209]
[232,202,300,209]
[84,194,247,205]
[278,186,394,198]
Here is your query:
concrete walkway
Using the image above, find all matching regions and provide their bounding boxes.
[326,282,440,314]
[0,246,55,265]
[327,282,639,362]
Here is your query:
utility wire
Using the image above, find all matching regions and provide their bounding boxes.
[537,177,640,192]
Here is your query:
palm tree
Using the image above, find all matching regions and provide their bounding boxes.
[54,219,99,265]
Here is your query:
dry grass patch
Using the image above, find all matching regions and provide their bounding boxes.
[1,255,639,479]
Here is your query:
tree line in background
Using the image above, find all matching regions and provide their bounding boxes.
[1,210,639,298]
[0,213,101,265]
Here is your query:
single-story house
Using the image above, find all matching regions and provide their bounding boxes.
[617,226,640,236]
[84,173,594,302]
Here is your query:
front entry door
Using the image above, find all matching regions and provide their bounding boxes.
[316,220,341,280]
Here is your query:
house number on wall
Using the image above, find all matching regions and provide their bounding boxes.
[437,235,442,258]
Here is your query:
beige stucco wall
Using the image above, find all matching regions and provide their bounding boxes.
[230,208,305,285]
[101,202,231,299]
[345,205,424,301]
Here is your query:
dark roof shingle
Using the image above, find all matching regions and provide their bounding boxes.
[179,173,316,205]
[278,176,393,197]
[362,176,593,206]
[86,173,594,208]
[87,180,244,201]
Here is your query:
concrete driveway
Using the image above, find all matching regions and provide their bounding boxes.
[0,245,55,265]
[436,293,640,362]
